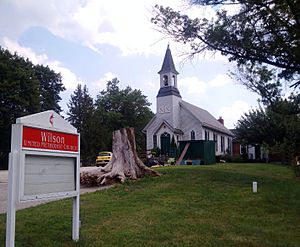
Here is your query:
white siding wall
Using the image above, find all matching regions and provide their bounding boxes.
[157,95,182,128]
[172,96,182,129]
[180,107,203,141]
[201,129,233,156]
[145,118,175,151]
[214,134,233,156]
[145,118,160,150]
[146,129,153,150]
[147,98,233,155]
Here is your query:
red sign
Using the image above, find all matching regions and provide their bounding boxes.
[22,126,79,152]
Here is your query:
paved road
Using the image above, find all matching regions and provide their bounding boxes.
[0,167,110,214]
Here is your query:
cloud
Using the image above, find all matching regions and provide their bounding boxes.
[147,81,156,88]
[0,0,82,40]
[2,38,81,90]
[209,74,232,88]
[178,76,208,95]
[47,61,81,90]
[0,0,172,56]
[93,72,118,90]
[71,0,174,56]
[218,100,253,128]
[2,37,48,64]
[0,0,228,59]
[220,3,241,16]
[178,73,232,96]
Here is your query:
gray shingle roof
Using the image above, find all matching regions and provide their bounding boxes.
[180,101,234,136]
[157,86,181,98]
[158,45,179,75]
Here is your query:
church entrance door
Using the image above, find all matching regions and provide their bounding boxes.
[161,132,170,155]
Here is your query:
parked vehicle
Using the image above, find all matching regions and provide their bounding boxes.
[96,151,112,167]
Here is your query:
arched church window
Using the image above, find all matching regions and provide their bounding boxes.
[172,75,176,87]
[163,75,168,86]
[153,135,157,148]
[162,132,169,137]
[191,130,195,140]
[205,130,210,140]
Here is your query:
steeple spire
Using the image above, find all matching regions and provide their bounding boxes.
[158,44,179,75]
[157,45,181,98]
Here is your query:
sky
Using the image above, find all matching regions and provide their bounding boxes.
[0,0,260,129]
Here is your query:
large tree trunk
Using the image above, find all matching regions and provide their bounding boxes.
[80,128,160,186]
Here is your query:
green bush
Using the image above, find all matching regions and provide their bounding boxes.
[150,147,161,157]
[232,155,247,163]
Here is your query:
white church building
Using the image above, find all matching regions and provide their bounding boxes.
[143,45,233,157]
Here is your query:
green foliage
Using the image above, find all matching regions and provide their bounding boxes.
[95,78,154,151]
[151,0,300,103]
[151,146,161,157]
[0,48,40,122]
[65,79,154,164]
[1,164,300,246]
[0,47,65,169]
[231,154,247,163]
[67,84,95,164]
[235,100,300,163]
[34,64,65,112]
[152,0,300,161]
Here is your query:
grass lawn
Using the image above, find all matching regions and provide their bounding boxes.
[1,163,300,247]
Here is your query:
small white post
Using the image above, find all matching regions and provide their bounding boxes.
[72,155,80,241]
[6,153,17,247]
[253,181,257,193]
[72,195,80,241]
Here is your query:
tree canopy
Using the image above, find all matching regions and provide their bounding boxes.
[235,99,300,162]
[151,1,300,164]
[35,64,65,112]
[0,46,65,169]
[66,79,154,165]
[67,84,95,163]
[151,0,300,103]
[95,78,154,152]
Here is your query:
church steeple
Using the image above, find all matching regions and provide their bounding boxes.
[157,45,181,98]
[158,44,179,75]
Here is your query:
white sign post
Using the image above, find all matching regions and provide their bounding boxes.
[6,110,80,247]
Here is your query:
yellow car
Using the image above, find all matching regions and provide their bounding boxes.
[96,151,112,167]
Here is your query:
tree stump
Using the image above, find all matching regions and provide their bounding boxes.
[80,128,160,186]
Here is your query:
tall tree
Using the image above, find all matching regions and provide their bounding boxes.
[67,84,95,163]
[34,64,65,112]
[0,47,65,169]
[151,0,300,103]
[235,100,300,163]
[0,48,40,169]
[95,78,154,151]
[0,48,40,122]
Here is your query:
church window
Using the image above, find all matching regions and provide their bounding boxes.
[221,136,225,152]
[213,133,218,151]
[153,135,157,148]
[163,75,169,86]
[172,75,176,86]
[191,130,195,140]
[205,130,210,140]
[162,132,169,137]
[227,137,231,154]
